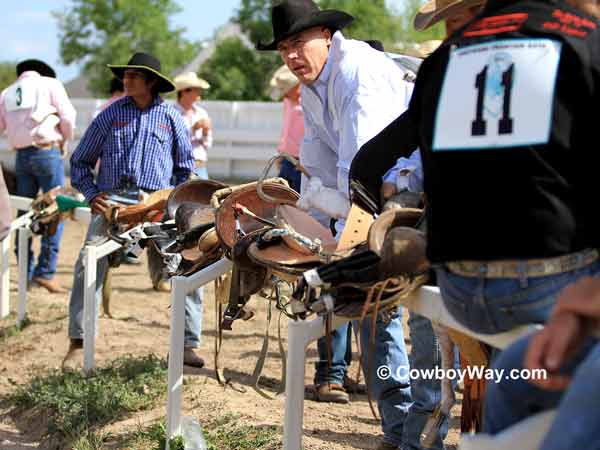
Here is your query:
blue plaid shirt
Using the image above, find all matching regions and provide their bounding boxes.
[70,96,194,202]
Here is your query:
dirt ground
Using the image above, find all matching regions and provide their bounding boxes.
[0,218,461,450]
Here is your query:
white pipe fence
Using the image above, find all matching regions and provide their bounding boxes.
[163,261,540,450]
[0,196,90,327]
[1,100,285,180]
[0,193,552,450]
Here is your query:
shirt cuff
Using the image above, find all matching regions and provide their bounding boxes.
[79,183,101,204]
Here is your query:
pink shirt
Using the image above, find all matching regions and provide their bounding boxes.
[0,71,76,150]
[277,96,304,158]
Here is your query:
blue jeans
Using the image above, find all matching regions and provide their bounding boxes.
[68,208,203,348]
[315,311,445,449]
[435,260,600,334]
[193,165,209,180]
[403,312,447,450]
[484,335,600,450]
[358,308,412,447]
[315,322,352,386]
[15,146,65,280]
[278,158,301,192]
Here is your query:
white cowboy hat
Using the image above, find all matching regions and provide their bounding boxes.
[400,40,443,59]
[269,64,299,100]
[173,72,210,91]
[414,0,485,31]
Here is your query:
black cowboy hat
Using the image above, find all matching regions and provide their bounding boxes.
[256,0,354,51]
[107,52,176,93]
[16,59,56,78]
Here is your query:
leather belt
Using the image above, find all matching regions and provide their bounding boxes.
[446,248,599,279]
[35,142,58,150]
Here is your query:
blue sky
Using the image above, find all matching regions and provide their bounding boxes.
[0,0,406,82]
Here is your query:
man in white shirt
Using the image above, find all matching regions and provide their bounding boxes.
[258,2,436,449]
[172,72,213,180]
[0,59,76,293]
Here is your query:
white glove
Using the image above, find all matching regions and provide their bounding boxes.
[395,172,411,192]
[296,176,350,219]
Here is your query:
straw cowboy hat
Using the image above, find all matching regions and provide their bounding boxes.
[108,52,176,93]
[174,71,210,92]
[414,0,485,31]
[268,64,299,100]
[256,0,354,51]
[17,59,56,78]
[400,40,443,59]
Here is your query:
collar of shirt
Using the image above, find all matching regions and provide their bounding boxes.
[18,71,42,81]
[121,94,163,111]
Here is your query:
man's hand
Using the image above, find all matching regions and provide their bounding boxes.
[193,117,211,133]
[552,276,600,320]
[381,182,397,201]
[90,193,112,215]
[524,312,586,391]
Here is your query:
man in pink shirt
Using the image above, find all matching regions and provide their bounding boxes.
[0,59,76,293]
[270,64,304,192]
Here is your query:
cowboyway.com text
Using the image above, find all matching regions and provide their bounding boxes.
[376,365,547,384]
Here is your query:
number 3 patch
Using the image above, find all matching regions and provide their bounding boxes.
[3,77,37,113]
[433,39,562,151]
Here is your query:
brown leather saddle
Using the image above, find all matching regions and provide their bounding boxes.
[103,188,173,227]
[213,181,299,329]
[247,204,339,276]
[29,186,87,236]
[165,179,227,276]
[295,207,430,318]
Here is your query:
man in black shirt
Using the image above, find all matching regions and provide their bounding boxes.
[351,0,600,338]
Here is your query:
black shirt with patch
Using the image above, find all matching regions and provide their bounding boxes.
[351,0,600,263]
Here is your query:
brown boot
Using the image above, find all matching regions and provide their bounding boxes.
[313,383,349,404]
[154,280,171,293]
[32,276,66,294]
[62,338,83,371]
[183,348,205,368]
[343,375,368,394]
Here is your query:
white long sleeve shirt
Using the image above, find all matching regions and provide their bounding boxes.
[300,31,413,231]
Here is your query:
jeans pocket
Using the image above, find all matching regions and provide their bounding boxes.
[30,150,62,178]
[492,275,569,324]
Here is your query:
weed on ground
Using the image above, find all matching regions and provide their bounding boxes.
[5,354,166,448]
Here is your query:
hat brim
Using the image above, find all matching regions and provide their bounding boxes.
[108,64,176,93]
[256,10,354,51]
[413,0,484,31]
[175,80,210,91]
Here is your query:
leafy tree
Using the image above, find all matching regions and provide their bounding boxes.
[0,62,16,91]
[54,0,198,95]
[235,0,274,45]
[235,0,435,53]
[319,0,400,47]
[236,0,402,49]
[198,37,279,101]
[396,0,445,44]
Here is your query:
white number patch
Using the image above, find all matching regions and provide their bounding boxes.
[3,77,38,112]
[433,39,562,151]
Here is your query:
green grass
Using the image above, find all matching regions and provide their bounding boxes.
[123,422,184,450]
[205,413,279,450]
[7,354,167,448]
[125,414,279,450]
[0,315,31,342]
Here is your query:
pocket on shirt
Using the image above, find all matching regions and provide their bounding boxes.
[151,129,172,149]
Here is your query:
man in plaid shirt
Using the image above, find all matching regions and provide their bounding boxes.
[64,53,206,369]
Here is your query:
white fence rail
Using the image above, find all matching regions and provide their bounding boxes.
[0,99,284,180]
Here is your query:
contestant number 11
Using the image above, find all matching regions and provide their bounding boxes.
[471,63,514,137]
